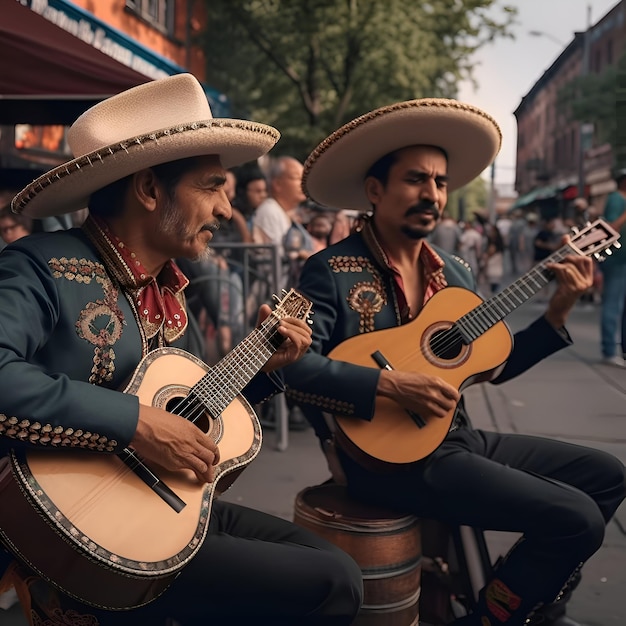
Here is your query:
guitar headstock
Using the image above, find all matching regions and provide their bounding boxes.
[568,219,621,261]
[271,289,313,323]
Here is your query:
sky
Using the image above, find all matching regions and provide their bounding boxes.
[457,0,620,189]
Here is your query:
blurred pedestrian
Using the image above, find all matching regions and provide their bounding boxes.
[307,213,333,253]
[458,219,484,277]
[0,205,33,247]
[482,223,505,294]
[252,156,307,291]
[507,209,527,276]
[517,212,540,275]
[430,209,461,253]
[598,168,626,367]
[329,209,358,244]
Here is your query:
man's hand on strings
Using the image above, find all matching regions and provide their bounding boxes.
[254,303,312,372]
[544,240,593,329]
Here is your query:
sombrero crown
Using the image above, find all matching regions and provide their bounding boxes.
[303,98,501,212]
[13,73,280,218]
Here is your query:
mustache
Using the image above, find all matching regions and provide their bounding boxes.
[405,201,439,218]
[201,221,221,233]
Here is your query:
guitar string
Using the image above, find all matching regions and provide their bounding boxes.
[423,245,572,360]
[401,226,612,365]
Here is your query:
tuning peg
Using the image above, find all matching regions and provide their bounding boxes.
[605,248,613,256]
[571,226,579,235]
[594,252,603,261]
[614,242,622,250]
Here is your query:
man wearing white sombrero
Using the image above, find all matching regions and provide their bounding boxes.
[283,99,625,625]
[0,74,363,624]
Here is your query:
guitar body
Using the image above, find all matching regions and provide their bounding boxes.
[0,347,261,609]
[329,287,512,466]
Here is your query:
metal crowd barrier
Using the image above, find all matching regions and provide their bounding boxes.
[189,242,291,451]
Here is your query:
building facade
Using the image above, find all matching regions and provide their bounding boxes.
[513,0,625,217]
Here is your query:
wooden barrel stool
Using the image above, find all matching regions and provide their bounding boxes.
[294,483,422,626]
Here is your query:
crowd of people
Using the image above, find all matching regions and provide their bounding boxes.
[0,74,624,626]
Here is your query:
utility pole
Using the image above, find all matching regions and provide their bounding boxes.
[577,4,592,198]
[488,161,496,223]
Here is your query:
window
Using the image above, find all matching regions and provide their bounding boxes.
[126,0,174,34]
[14,125,69,156]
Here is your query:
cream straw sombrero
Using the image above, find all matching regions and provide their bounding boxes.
[303,98,501,212]
[12,73,280,219]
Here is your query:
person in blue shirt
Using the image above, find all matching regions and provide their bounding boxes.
[599,168,626,367]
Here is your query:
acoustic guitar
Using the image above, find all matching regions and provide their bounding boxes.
[327,219,620,468]
[0,288,312,610]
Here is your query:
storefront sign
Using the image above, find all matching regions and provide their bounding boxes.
[22,0,176,80]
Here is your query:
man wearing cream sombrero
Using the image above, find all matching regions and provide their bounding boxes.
[0,74,363,625]
[283,99,625,625]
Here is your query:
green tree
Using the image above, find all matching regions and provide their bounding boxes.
[200,0,516,158]
[448,175,489,220]
[557,50,626,147]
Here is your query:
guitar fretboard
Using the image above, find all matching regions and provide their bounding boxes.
[455,243,573,343]
[190,317,282,418]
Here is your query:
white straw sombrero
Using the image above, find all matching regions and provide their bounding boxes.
[303,98,501,212]
[12,73,280,218]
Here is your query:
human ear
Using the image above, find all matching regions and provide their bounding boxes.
[364,176,382,205]
[133,169,159,212]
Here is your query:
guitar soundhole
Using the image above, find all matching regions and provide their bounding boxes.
[429,329,463,360]
[192,413,211,434]
[421,321,470,369]
[164,396,212,435]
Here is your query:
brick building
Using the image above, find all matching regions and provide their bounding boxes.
[513,0,625,217]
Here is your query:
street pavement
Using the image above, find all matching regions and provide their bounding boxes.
[2,298,625,625]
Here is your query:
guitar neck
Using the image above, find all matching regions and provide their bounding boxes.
[190,318,283,417]
[456,242,574,343]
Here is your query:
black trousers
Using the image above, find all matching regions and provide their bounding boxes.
[41,501,363,625]
[342,427,626,625]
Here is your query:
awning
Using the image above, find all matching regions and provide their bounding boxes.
[0,0,228,124]
[511,185,559,208]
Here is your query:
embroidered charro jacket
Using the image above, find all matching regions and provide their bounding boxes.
[283,220,571,442]
[0,219,277,461]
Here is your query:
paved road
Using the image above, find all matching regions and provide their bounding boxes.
[2,300,624,625]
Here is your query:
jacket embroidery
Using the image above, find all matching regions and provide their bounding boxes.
[286,388,355,416]
[0,414,116,452]
[50,257,125,386]
[328,255,387,333]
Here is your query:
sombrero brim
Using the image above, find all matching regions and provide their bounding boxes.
[12,120,280,219]
[303,99,501,212]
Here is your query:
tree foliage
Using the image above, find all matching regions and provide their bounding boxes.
[557,50,626,147]
[449,174,489,220]
[200,0,516,158]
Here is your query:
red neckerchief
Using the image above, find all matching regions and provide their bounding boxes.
[382,239,447,322]
[85,215,189,343]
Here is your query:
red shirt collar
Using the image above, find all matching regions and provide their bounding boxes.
[84,215,189,343]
